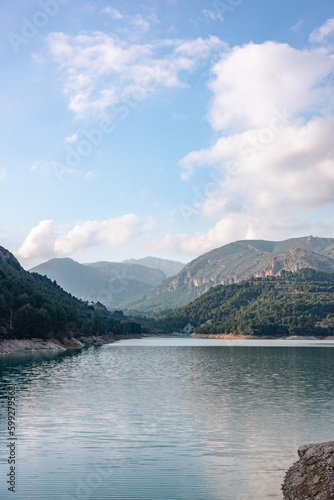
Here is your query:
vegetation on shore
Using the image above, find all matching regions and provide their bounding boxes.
[121,236,334,314]
[0,247,141,340]
[3,244,334,341]
[149,269,334,337]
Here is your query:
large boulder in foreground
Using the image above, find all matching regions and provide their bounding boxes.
[282,441,334,499]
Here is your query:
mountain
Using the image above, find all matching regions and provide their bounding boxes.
[30,258,167,309]
[123,257,185,277]
[152,268,334,337]
[0,246,24,274]
[0,246,140,339]
[120,236,334,314]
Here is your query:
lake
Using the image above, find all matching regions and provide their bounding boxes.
[1,337,334,500]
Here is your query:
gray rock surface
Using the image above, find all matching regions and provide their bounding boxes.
[282,441,334,499]
[0,335,117,354]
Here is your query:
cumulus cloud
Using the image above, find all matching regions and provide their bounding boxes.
[206,42,333,133]
[310,18,334,44]
[170,38,334,256]
[152,211,312,257]
[46,33,225,116]
[16,215,150,260]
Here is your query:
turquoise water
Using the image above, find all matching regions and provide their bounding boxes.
[0,338,334,500]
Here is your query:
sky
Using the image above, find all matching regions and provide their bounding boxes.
[1,0,334,269]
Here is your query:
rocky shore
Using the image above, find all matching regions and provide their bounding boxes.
[282,441,334,499]
[0,335,121,355]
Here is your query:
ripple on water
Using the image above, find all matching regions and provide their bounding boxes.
[0,339,333,500]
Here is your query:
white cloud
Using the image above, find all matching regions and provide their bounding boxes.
[202,9,223,22]
[169,39,334,256]
[310,18,334,44]
[0,168,6,181]
[153,212,312,257]
[290,20,304,34]
[100,8,158,33]
[65,132,79,143]
[175,35,225,58]
[206,42,333,133]
[130,14,150,33]
[151,218,241,256]
[16,215,150,260]
[180,42,334,177]
[46,33,225,117]
[101,7,123,20]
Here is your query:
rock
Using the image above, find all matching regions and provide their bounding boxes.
[0,338,67,354]
[282,441,334,499]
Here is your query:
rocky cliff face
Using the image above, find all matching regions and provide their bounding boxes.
[282,441,334,500]
[121,236,334,313]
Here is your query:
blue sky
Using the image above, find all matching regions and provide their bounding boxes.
[1,0,334,268]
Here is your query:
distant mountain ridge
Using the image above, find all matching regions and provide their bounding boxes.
[0,246,141,340]
[120,236,334,314]
[30,257,183,309]
[152,268,334,337]
[123,257,185,277]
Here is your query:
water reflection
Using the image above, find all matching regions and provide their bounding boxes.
[0,340,333,500]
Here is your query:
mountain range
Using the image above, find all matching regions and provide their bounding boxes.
[120,236,334,314]
[30,257,185,309]
[151,268,334,337]
[3,236,334,338]
[123,257,185,278]
[0,246,140,339]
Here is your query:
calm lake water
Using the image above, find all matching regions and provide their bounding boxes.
[1,337,334,500]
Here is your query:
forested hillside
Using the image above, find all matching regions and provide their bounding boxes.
[122,236,334,314]
[0,246,141,339]
[152,269,334,337]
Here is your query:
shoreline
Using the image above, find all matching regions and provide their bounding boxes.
[191,333,334,340]
[0,334,142,355]
[2,333,334,355]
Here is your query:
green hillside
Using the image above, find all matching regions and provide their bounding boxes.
[152,269,334,337]
[0,247,141,340]
[121,236,334,315]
